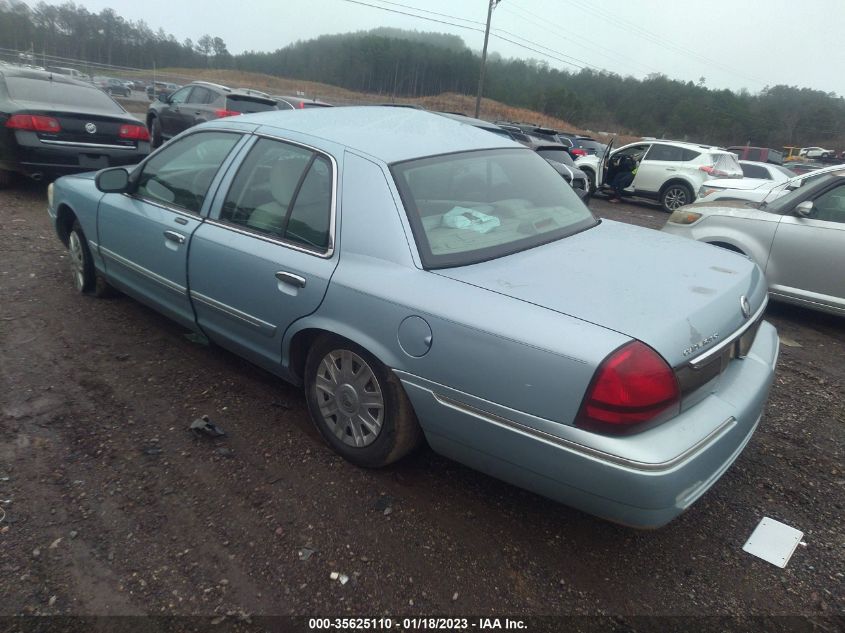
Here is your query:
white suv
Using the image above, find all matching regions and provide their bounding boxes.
[575,140,743,212]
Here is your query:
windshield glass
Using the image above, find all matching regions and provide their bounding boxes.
[765,173,838,213]
[5,76,124,111]
[392,148,597,269]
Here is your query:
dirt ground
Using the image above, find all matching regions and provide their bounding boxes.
[0,181,843,627]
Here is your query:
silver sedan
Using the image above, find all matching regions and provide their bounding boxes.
[663,170,845,315]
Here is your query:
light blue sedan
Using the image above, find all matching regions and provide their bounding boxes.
[48,108,780,528]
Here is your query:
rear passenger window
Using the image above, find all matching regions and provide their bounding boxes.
[644,144,684,161]
[681,148,701,161]
[219,138,334,252]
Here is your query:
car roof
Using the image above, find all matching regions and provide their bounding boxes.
[225,107,519,163]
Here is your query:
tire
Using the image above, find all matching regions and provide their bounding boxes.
[68,221,112,297]
[581,168,597,195]
[149,116,162,149]
[304,334,423,468]
[660,182,693,213]
[0,169,13,189]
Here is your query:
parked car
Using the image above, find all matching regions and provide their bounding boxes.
[529,141,591,201]
[727,146,784,165]
[93,76,131,97]
[0,67,150,186]
[274,96,333,109]
[663,169,845,315]
[697,160,795,199]
[576,140,743,211]
[48,107,779,528]
[799,146,835,159]
[146,81,181,101]
[47,66,88,81]
[435,114,590,201]
[146,81,278,147]
[695,163,844,204]
[570,137,606,158]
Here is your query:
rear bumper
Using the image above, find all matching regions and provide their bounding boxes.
[1,131,148,179]
[398,320,779,528]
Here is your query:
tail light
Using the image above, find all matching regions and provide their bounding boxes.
[119,124,150,141]
[570,148,587,157]
[576,341,680,433]
[214,109,242,118]
[6,114,61,132]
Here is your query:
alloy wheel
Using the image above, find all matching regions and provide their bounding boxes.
[68,231,86,291]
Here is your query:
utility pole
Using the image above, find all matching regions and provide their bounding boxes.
[474,0,500,119]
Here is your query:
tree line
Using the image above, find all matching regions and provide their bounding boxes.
[2,0,843,149]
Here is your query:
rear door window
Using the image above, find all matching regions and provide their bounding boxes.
[219,138,334,253]
[644,144,684,161]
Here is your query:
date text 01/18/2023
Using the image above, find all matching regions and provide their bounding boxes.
[307,618,528,630]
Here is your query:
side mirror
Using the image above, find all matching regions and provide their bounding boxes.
[96,167,131,193]
[794,200,814,218]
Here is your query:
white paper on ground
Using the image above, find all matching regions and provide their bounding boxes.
[742,517,804,568]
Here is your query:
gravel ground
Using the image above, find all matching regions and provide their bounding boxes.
[0,181,843,627]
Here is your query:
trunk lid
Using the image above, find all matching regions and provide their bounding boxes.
[13,102,142,149]
[434,219,767,368]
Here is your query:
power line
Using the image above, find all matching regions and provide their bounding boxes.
[498,4,659,76]
[540,0,768,87]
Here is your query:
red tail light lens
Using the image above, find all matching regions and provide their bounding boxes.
[6,114,61,132]
[214,109,242,118]
[118,124,150,141]
[577,341,680,432]
[570,148,587,156]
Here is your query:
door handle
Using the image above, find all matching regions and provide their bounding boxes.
[666,167,677,171]
[163,230,186,244]
[275,271,306,288]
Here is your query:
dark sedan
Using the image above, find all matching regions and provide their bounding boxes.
[0,67,150,186]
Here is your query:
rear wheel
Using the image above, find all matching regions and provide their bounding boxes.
[149,116,162,148]
[661,183,693,213]
[304,335,422,468]
[581,167,597,195]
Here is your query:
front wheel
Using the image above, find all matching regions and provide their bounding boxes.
[304,335,422,468]
[661,183,693,213]
[68,221,111,297]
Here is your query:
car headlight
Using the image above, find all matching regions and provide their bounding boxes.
[47,182,54,209]
[668,209,703,225]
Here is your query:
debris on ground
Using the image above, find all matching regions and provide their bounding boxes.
[742,517,805,568]
[779,335,803,348]
[190,415,226,438]
[373,495,394,514]
[141,446,163,456]
[298,547,316,561]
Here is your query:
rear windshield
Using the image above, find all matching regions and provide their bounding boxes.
[392,148,597,269]
[225,96,277,114]
[536,147,575,165]
[5,76,124,111]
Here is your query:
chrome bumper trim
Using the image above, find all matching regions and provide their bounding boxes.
[428,390,736,473]
[688,296,768,368]
[39,139,136,150]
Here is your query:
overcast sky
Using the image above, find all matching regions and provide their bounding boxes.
[67,0,845,96]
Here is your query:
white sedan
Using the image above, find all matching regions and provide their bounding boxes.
[696,163,845,204]
[697,161,795,200]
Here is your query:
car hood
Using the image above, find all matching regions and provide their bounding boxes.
[703,177,775,191]
[434,219,767,367]
[691,200,762,211]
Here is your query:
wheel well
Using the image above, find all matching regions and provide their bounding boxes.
[659,179,694,198]
[146,112,156,128]
[707,241,744,255]
[55,204,78,246]
[287,328,331,383]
